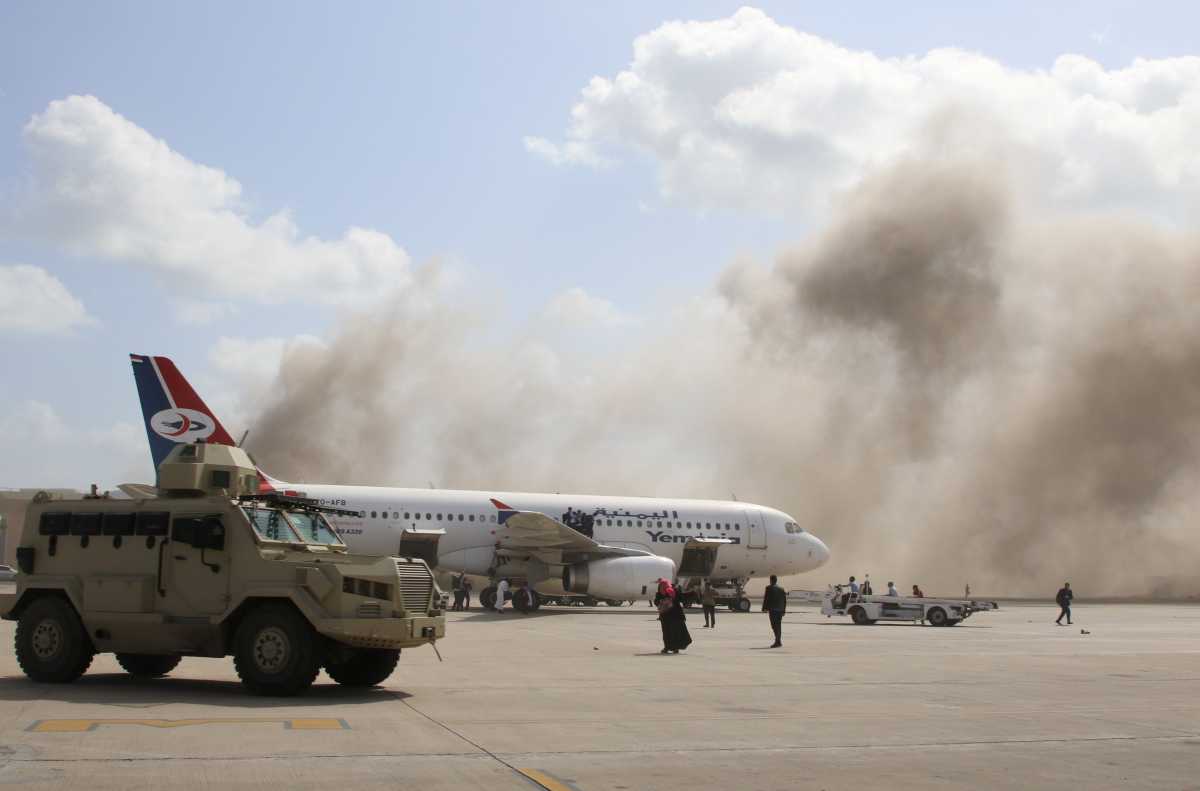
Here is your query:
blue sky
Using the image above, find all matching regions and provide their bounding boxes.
[1,2,1196,487]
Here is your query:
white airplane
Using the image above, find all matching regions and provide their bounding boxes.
[130,354,830,610]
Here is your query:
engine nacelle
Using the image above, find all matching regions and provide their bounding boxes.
[562,556,676,601]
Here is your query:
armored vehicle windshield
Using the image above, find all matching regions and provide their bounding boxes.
[241,505,345,548]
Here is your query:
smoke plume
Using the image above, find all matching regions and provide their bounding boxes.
[245,155,1200,598]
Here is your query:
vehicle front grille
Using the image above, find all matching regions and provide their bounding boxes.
[395,560,433,613]
[356,601,383,618]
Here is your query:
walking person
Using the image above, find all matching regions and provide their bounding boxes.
[494,578,510,613]
[452,573,465,611]
[655,579,692,654]
[762,574,787,648]
[1055,582,1073,625]
[701,582,718,628]
[463,577,472,611]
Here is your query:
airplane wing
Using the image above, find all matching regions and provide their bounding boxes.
[491,499,651,559]
[119,483,160,499]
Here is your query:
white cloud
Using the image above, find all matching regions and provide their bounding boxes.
[0,264,95,334]
[523,135,609,168]
[171,299,239,326]
[0,401,146,487]
[543,287,636,328]
[9,95,412,305]
[530,7,1200,219]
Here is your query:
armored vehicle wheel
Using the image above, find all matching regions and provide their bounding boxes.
[736,596,752,613]
[116,653,182,678]
[325,649,400,687]
[926,607,948,627]
[479,587,497,610]
[15,596,95,683]
[233,603,321,696]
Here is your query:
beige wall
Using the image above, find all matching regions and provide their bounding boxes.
[0,491,84,566]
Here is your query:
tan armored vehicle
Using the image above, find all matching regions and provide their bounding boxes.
[0,442,445,695]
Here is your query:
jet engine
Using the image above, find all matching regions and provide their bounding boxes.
[562,556,676,601]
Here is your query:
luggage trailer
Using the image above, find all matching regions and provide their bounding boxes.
[806,587,998,626]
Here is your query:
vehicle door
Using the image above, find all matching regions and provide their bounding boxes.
[745,509,767,549]
[161,512,231,616]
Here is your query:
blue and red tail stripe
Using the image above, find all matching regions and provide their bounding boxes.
[129,353,236,473]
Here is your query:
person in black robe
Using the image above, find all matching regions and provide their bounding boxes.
[654,580,692,654]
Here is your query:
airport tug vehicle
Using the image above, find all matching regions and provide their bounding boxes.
[0,442,446,695]
[803,586,998,626]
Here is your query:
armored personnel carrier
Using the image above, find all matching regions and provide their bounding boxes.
[0,442,445,695]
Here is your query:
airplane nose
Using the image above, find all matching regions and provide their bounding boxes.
[810,535,830,568]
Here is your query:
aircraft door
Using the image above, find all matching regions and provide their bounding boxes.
[399,528,444,568]
[679,537,733,577]
[162,513,231,615]
[746,509,767,549]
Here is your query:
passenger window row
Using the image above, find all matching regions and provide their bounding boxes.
[603,518,740,531]
[356,509,742,531]
[365,510,497,523]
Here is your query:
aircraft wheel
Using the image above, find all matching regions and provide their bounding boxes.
[479,587,497,610]
[736,596,752,613]
[927,607,948,627]
[605,599,623,607]
[945,619,961,626]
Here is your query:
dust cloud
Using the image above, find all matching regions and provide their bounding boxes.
[246,155,1200,598]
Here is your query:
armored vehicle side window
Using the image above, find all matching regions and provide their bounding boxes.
[135,512,170,536]
[39,512,71,536]
[102,513,136,535]
[242,507,301,542]
[283,512,343,545]
[69,513,103,536]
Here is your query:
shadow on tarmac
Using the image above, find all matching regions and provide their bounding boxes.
[0,673,412,707]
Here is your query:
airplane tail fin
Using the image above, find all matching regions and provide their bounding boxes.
[129,354,237,474]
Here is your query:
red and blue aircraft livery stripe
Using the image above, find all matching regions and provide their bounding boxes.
[130,354,236,472]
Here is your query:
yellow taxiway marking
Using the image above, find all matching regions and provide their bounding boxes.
[27,717,350,733]
[516,768,577,791]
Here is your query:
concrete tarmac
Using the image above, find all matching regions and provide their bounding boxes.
[0,601,1198,790]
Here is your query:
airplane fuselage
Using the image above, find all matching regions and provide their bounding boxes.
[282,482,830,585]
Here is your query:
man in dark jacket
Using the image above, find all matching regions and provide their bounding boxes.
[762,575,787,648]
[1055,582,1073,625]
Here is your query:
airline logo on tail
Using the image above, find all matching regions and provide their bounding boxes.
[129,354,236,473]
